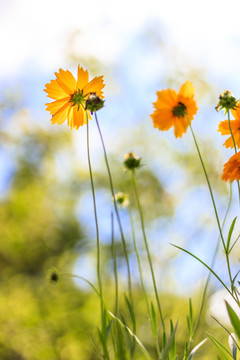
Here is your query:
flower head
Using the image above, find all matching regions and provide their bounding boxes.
[44,66,105,130]
[218,103,240,149]
[114,192,129,208]
[222,151,240,182]
[150,81,198,138]
[215,90,238,114]
[123,152,141,171]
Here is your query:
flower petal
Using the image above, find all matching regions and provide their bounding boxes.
[154,89,177,110]
[173,116,188,138]
[83,76,105,98]
[55,68,77,94]
[72,106,85,129]
[51,102,71,125]
[44,79,68,100]
[179,81,195,98]
[151,109,174,130]
[77,66,89,89]
[45,97,70,115]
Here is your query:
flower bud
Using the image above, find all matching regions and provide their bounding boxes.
[114,192,129,208]
[215,90,238,114]
[85,92,104,113]
[123,152,141,171]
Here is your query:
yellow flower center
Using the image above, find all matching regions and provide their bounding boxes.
[172,102,187,118]
[70,89,87,110]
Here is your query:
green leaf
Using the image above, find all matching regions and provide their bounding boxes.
[225,301,240,341]
[187,298,193,338]
[207,333,231,359]
[226,217,237,253]
[150,301,157,339]
[170,319,176,360]
[160,321,178,360]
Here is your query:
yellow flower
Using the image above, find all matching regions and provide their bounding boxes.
[44,66,105,130]
[222,151,240,182]
[218,105,240,149]
[150,81,198,138]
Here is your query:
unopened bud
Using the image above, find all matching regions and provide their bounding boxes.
[123,152,141,171]
[114,192,129,208]
[85,92,104,113]
[216,90,238,114]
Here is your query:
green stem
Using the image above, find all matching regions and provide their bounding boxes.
[94,113,135,332]
[111,212,119,315]
[188,119,233,287]
[227,109,240,205]
[128,207,150,316]
[86,117,109,360]
[191,183,232,340]
[131,171,165,332]
[128,207,161,357]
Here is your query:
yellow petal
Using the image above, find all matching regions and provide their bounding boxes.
[83,76,105,98]
[72,106,85,129]
[151,109,174,130]
[179,81,195,98]
[154,89,177,110]
[173,117,189,138]
[77,66,89,90]
[45,97,70,115]
[51,102,71,125]
[55,68,77,94]
[44,79,68,100]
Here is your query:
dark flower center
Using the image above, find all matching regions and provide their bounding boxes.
[172,102,187,118]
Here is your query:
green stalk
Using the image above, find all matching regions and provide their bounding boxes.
[86,116,109,360]
[128,206,161,357]
[131,171,165,332]
[94,113,136,339]
[111,212,119,315]
[187,183,233,354]
[226,109,240,205]
[128,207,150,316]
[187,119,233,287]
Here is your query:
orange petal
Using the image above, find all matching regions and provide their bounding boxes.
[83,76,105,98]
[51,102,71,125]
[77,66,89,90]
[151,109,174,130]
[55,68,77,95]
[173,117,188,138]
[45,97,70,115]
[72,106,85,129]
[179,81,195,98]
[44,79,68,100]
[154,89,177,110]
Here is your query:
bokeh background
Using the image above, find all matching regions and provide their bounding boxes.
[0,0,240,358]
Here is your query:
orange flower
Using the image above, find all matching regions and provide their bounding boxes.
[218,105,240,149]
[222,151,240,182]
[44,66,104,130]
[150,81,198,138]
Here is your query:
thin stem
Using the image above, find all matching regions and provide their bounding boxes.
[227,109,240,205]
[188,119,233,287]
[94,113,135,331]
[111,212,119,315]
[128,207,150,316]
[131,171,165,332]
[128,207,161,358]
[192,183,232,339]
[86,117,109,360]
